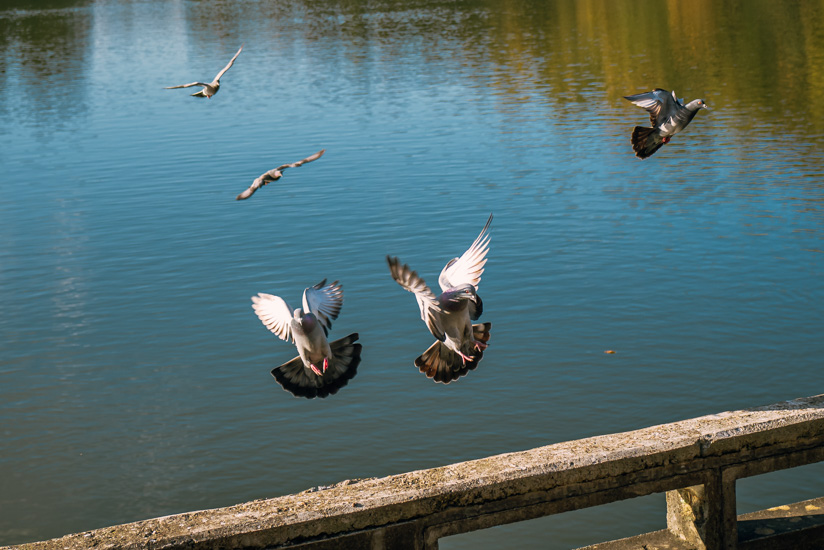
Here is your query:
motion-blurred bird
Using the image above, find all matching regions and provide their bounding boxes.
[251,279,361,399]
[387,214,493,383]
[624,88,709,159]
[236,149,326,200]
[165,44,243,98]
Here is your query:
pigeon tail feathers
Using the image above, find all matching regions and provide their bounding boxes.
[271,333,362,398]
[415,340,482,384]
[630,126,666,159]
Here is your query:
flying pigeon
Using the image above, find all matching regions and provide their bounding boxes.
[236,149,325,200]
[165,44,243,98]
[387,214,493,383]
[251,279,361,399]
[624,88,709,159]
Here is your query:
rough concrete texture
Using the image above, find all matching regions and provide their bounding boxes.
[4,395,824,550]
[580,528,699,550]
[582,496,824,550]
[738,496,824,550]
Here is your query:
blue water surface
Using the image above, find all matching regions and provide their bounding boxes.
[1,0,823,547]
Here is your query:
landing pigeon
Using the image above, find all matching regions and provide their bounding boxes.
[165,44,243,98]
[251,279,361,398]
[624,88,709,159]
[387,214,493,383]
[236,149,325,200]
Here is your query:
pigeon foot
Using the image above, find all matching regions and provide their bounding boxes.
[310,364,323,376]
[662,136,671,144]
[322,357,329,373]
[474,340,488,351]
[457,350,474,365]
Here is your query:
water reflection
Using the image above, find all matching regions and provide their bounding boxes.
[3,0,823,145]
[0,1,92,130]
[177,0,824,179]
[1,0,823,547]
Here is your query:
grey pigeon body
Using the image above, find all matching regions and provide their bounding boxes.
[251,279,361,398]
[624,88,709,159]
[236,149,325,200]
[387,214,493,383]
[165,44,243,98]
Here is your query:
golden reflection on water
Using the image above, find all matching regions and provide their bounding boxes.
[3,0,823,128]
[1,1,823,546]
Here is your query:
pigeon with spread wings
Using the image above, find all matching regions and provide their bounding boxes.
[624,88,709,159]
[387,214,492,383]
[165,44,243,98]
[251,279,361,398]
[236,149,325,200]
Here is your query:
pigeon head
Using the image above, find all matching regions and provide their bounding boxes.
[300,312,319,333]
[441,285,477,308]
[687,98,710,111]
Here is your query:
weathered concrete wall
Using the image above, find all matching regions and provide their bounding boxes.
[4,395,824,550]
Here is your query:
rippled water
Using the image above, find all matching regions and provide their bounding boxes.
[1,0,823,547]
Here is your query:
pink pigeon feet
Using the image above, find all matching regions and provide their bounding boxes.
[662,136,671,144]
[474,340,488,352]
[310,358,330,376]
[457,350,475,365]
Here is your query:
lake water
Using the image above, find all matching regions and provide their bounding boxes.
[1,0,823,547]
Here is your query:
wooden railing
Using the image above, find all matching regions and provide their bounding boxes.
[6,395,824,550]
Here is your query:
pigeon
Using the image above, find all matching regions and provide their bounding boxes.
[236,149,325,200]
[624,88,709,159]
[165,44,243,98]
[387,214,493,383]
[251,279,361,399]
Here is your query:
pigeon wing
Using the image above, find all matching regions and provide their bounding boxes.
[251,293,294,342]
[387,256,445,341]
[165,82,209,89]
[273,149,326,173]
[624,88,678,127]
[236,171,279,200]
[302,279,343,334]
[214,44,244,82]
[438,214,492,292]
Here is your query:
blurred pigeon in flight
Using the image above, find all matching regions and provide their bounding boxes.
[236,149,325,200]
[387,214,493,383]
[165,44,243,98]
[251,279,361,398]
[624,88,709,159]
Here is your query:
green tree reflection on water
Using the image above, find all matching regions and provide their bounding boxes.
[2,0,822,133]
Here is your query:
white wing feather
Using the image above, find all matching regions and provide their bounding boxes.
[438,214,492,292]
[214,44,243,82]
[251,293,294,342]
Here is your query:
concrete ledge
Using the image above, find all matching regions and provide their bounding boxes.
[5,395,824,550]
[582,496,824,550]
[738,496,824,550]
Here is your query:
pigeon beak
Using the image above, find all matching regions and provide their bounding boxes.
[703,104,710,110]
